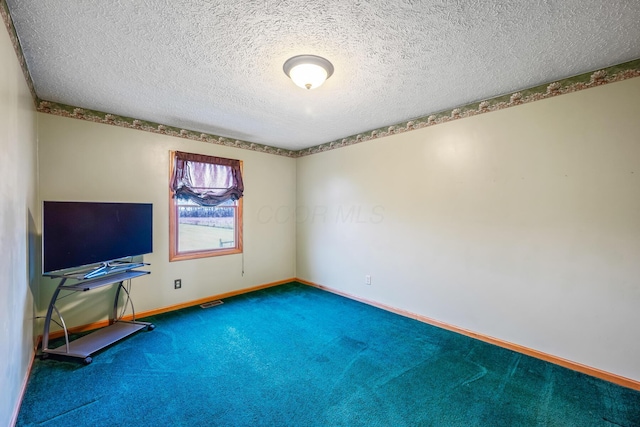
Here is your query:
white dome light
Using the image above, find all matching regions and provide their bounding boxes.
[283,55,334,90]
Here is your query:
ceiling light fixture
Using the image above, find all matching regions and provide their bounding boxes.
[283,55,334,90]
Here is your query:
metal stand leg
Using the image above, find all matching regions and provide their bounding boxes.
[112,281,124,324]
[42,278,68,353]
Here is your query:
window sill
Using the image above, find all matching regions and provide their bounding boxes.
[169,247,242,262]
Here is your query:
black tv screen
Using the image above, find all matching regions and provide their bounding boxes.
[43,201,153,274]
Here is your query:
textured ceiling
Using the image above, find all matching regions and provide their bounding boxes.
[6,0,640,151]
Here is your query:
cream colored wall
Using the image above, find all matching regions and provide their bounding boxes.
[0,25,38,427]
[37,114,296,328]
[296,77,640,382]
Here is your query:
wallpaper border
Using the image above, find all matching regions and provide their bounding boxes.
[35,101,300,158]
[297,59,640,157]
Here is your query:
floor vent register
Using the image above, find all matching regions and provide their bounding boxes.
[200,300,224,309]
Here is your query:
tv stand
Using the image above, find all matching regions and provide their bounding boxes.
[42,265,154,365]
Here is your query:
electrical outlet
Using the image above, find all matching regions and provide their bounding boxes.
[365,275,371,285]
[174,279,182,289]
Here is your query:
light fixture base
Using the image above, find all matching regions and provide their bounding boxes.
[283,55,334,90]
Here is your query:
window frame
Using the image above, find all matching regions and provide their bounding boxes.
[169,151,243,262]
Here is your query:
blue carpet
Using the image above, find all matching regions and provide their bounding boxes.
[17,282,640,426]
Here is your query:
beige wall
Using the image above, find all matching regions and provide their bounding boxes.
[0,25,38,426]
[296,77,640,381]
[37,114,296,328]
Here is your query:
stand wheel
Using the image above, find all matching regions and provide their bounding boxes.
[40,353,49,360]
[146,324,155,331]
[83,357,93,365]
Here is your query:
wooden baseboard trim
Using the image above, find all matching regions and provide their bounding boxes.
[296,278,640,391]
[11,347,36,427]
[43,278,296,340]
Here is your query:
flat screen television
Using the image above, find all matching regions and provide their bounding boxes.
[43,201,153,276]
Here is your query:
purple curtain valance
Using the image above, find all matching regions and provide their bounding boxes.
[170,151,244,206]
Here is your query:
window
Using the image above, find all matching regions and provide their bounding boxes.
[169,151,243,261]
